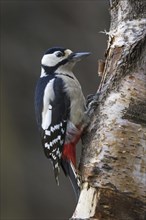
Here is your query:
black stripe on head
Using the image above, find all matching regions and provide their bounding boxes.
[45,47,66,55]
[41,56,69,74]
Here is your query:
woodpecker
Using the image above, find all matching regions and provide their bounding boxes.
[35,47,90,197]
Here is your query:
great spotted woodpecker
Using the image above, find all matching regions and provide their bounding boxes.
[35,47,90,197]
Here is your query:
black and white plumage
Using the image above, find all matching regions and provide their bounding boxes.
[35,47,90,197]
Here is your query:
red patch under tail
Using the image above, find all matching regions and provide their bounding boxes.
[62,132,82,167]
[62,143,76,167]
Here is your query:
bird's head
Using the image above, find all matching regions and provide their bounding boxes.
[41,47,91,76]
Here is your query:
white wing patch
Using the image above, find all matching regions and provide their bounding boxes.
[42,104,52,130]
[41,79,55,130]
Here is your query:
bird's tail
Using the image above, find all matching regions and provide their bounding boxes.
[51,159,60,186]
[61,143,81,199]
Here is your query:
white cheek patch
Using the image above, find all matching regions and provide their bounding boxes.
[41,53,65,67]
[41,54,58,66]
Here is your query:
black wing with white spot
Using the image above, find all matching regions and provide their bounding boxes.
[41,77,70,184]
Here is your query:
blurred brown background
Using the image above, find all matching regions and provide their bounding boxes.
[1,1,110,219]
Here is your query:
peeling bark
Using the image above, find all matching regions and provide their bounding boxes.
[72,0,146,219]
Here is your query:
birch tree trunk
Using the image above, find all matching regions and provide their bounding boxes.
[72,0,146,219]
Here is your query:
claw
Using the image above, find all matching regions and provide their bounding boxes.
[86,94,95,107]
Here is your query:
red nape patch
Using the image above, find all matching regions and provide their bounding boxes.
[62,143,76,167]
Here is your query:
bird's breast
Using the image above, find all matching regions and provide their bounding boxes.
[58,73,86,126]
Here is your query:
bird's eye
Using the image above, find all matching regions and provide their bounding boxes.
[56,51,64,57]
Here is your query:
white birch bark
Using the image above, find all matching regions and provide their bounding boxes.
[72,0,146,219]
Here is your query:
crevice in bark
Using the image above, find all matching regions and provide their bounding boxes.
[123,100,146,125]
[93,188,146,220]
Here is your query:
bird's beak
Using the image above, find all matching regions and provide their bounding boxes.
[68,52,91,62]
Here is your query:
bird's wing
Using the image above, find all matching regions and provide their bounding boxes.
[41,77,70,184]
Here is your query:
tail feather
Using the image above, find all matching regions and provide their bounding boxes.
[61,159,81,200]
[53,160,60,185]
[51,141,81,199]
[61,142,81,199]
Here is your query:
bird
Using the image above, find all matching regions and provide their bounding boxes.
[34,47,90,198]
